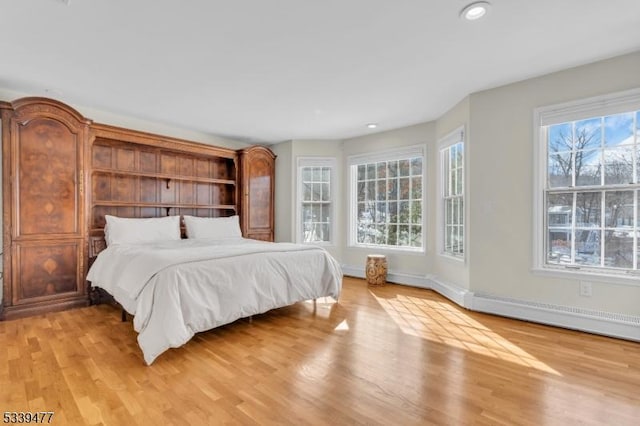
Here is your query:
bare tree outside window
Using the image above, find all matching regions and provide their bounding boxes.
[545,111,639,271]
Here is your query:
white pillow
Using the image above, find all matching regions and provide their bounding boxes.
[183,215,243,240]
[104,215,181,246]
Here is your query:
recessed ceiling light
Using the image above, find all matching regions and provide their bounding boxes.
[366,123,378,129]
[460,1,490,21]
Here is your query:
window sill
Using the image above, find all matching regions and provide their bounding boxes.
[531,266,640,287]
[347,244,425,255]
[299,241,334,247]
[439,252,466,264]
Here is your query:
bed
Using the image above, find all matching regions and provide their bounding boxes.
[86,216,343,365]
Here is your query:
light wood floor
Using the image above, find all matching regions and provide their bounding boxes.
[1,277,639,425]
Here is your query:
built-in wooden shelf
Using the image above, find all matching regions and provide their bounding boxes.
[92,201,236,210]
[92,167,236,185]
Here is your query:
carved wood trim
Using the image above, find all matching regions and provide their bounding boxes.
[89,236,107,258]
[91,124,236,159]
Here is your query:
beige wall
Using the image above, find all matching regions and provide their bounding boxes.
[468,51,640,315]
[272,141,294,242]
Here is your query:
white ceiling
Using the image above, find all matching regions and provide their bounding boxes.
[1,0,639,143]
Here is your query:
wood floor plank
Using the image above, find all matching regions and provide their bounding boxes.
[1,277,639,425]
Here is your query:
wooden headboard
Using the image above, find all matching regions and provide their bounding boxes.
[87,124,239,257]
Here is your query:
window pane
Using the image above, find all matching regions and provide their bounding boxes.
[388,225,398,245]
[604,146,634,185]
[548,152,572,187]
[411,226,422,247]
[389,201,398,223]
[548,193,573,226]
[302,204,312,223]
[387,178,398,200]
[357,165,366,181]
[411,157,422,175]
[357,202,366,222]
[322,167,330,182]
[575,117,602,150]
[456,168,463,195]
[443,150,451,197]
[375,225,387,245]
[321,183,330,201]
[367,164,376,180]
[312,167,322,181]
[377,180,387,201]
[637,146,640,184]
[548,123,573,153]
[388,161,398,178]
[604,230,633,268]
[310,183,320,201]
[357,182,365,202]
[377,162,386,178]
[411,201,422,224]
[303,167,312,181]
[547,228,572,265]
[575,229,601,266]
[398,225,410,246]
[411,177,422,200]
[321,224,330,242]
[321,204,330,222]
[399,159,411,176]
[376,202,386,223]
[575,192,601,227]
[366,182,375,200]
[399,201,410,223]
[605,191,633,227]
[303,182,312,201]
[604,112,634,146]
[399,177,410,200]
[575,149,601,186]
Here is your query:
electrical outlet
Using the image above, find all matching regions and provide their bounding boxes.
[579,281,593,297]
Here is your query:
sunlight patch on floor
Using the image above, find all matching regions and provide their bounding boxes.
[334,319,349,331]
[371,292,561,376]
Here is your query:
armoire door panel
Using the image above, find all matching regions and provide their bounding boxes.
[13,242,82,304]
[15,117,80,237]
[239,146,275,241]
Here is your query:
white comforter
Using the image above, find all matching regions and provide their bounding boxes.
[86,238,343,364]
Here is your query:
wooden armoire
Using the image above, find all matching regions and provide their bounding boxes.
[238,146,276,242]
[0,98,90,319]
[0,97,275,320]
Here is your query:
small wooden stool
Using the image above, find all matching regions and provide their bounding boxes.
[366,254,387,286]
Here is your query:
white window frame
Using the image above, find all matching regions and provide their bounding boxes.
[533,87,640,285]
[296,157,336,245]
[348,145,426,253]
[438,126,465,260]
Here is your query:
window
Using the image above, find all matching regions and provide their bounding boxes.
[535,89,640,277]
[349,146,424,251]
[440,128,464,257]
[297,157,335,244]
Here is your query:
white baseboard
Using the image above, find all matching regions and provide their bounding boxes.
[471,293,640,342]
[341,264,640,342]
